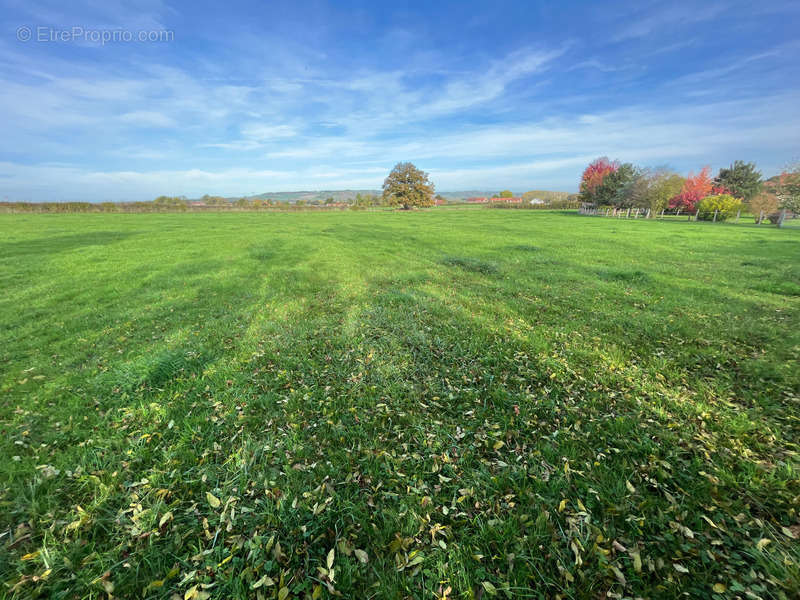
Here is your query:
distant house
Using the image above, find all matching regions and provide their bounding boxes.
[190,201,206,207]
[529,198,546,205]
[466,197,489,203]
[435,197,447,205]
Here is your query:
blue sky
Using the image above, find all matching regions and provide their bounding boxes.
[1,0,799,201]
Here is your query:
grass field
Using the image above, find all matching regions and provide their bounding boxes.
[1,210,799,599]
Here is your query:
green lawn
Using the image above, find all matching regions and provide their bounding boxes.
[1,210,798,599]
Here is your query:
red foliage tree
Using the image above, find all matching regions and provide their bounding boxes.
[580,157,619,201]
[669,166,713,212]
[710,184,732,196]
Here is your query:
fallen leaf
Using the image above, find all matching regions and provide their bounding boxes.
[206,492,220,508]
[630,550,642,573]
[482,581,498,595]
[354,549,368,564]
[673,563,689,574]
[610,565,626,585]
[251,574,275,589]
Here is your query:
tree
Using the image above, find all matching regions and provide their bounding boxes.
[750,191,779,223]
[579,157,619,204]
[498,190,514,198]
[669,166,713,212]
[382,162,435,210]
[614,165,650,208]
[596,162,636,206]
[645,170,684,215]
[776,162,800,212]
[714,160,762,202]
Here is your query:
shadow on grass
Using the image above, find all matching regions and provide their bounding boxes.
[0,231,138,258]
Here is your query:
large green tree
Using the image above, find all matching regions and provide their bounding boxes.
[614,166,650,208]
[382,162,435,210]
[714,160,762,202]
[596,162,636,206]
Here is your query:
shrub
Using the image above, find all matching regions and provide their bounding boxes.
[750,191,779,223]
[696,194,742,221]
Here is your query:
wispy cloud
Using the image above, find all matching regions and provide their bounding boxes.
[611,3,725,42]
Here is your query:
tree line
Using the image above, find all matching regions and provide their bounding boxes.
[578,158,800,223]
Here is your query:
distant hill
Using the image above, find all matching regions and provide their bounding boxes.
[246,190,379,203]
[188,189,571,204]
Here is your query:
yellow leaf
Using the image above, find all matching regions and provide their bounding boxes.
[610,565,626,585]
[217,554,233,567]
[781,526,796,539]
[493,440,504,450]
[630,550,642,573]
[558,499,567,512]
[185,585,210,600]
[354,549,369,563]
[713,583,727,593]
[626,480,635,493]
[21,551,39,561]
[312,584,322,600]
[756,538,771,551]
[251,574,275,589]
[327,547,335,569]
[206,492,220,508]
[159,511,173,527]
[482,581,498,596]
[673,563,689,574]
[278,586,289,600]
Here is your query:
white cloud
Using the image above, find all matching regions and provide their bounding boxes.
[240,124,297,140]
[119,110,175,127]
